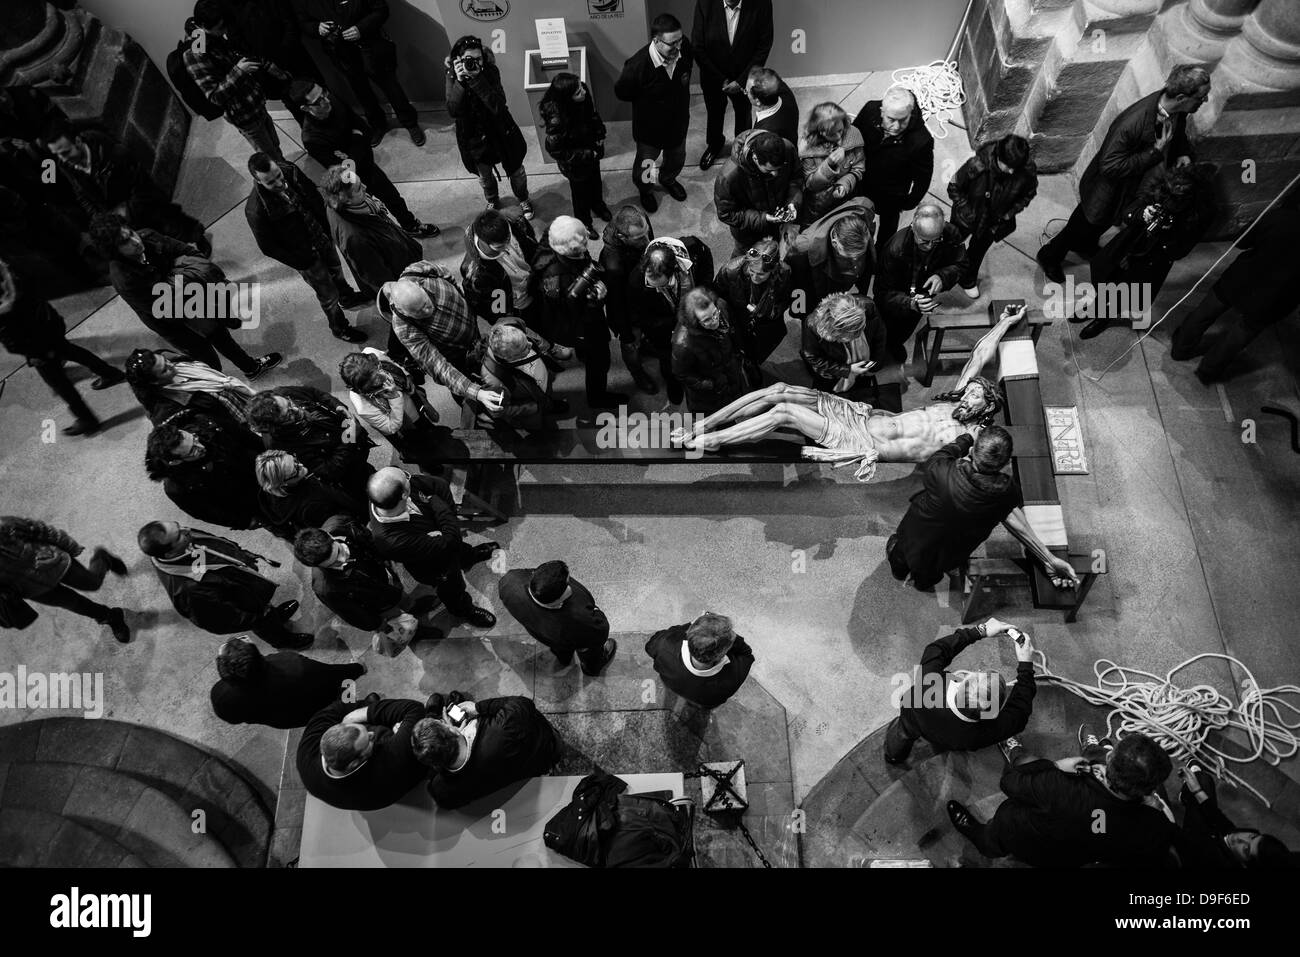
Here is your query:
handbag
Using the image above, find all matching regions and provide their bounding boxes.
[371,612,418,657]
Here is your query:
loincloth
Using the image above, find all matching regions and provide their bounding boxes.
[802,392,880,482]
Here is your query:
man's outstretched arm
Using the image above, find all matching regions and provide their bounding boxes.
[955,304,1025,389]
[1002,507,1081,587]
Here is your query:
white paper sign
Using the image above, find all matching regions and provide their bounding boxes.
[536,18,568,62]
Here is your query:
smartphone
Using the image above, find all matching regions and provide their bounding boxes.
[446,704,466,726]
[1007,627,1025,646]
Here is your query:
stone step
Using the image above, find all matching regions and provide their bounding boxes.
[0,805,149,868]
[0,718,273,867]
[2,760,235,868]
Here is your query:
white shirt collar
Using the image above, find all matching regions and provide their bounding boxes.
[529,584,573,610]
[648,40,678,78]
[754,99,781,122]
[448,719,478,773]
[371,500,420,524]
[681,640,727,677]
[946,676,979,723]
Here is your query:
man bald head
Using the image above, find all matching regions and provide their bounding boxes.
[911,203,946,244]
[382,278,433,319]
[368,466,409,511]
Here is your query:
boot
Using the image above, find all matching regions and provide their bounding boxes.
[621,341,658,394]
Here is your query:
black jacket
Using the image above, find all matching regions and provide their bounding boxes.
[894,435,1023,581]
[446,52,528,174]
[299,98,378,176]
[899,626,1035,751]
[459,205,539,323]
[947,141,1039,241]
[150,529,279,634]
[874,222,968,317]
[599,211,655,341]
[1213,204,1300,318]
[786,197,876,306]
[713,254,793,342]
[0,273,68,358]
[713,128,802,241]
[146,410,265,531]
[691,0,773,84]
[259,477,365,542]
[645,624,754,708]
[752,80,799,145]
[1090,181,1215,298]
[296,697,429,812]
[292,0,389,41]
[56,130,168,221]
[109,230,229,338]
[531,242,608,348]
[498,569,609,654]
[852,99,935,211]
[800,297,887,392]
[615,43,695,149]
[245,160,331,271]
[308,515,404,631]
[671,300,747,415]
[366,474,462,586]
[988,760,1179,867]
[211,652,362,729]
[427,696,562,809]
[540,90,606,180]
[253,385,375,487]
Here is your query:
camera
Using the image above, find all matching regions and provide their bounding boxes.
[456,55,483,76]
[568,263,601,301]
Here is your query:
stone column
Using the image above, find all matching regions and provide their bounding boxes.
[1087,0,1161,16]
[1219,0,1300,90]
[1165,0,1261,63]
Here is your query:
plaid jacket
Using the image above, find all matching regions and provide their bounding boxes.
[183,32,281,129]
[377,261,484,400]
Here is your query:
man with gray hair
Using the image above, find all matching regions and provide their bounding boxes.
[874,202,968,364]
[470,318,567,432]
[852,87,934,246]
[1037,64,1209,284]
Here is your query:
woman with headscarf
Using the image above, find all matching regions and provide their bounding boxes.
[800,292,887,402]
[799,102,866,225]
[540,72,611,240]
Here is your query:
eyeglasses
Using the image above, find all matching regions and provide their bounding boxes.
[745,248,778,266]
[655,36,685,49]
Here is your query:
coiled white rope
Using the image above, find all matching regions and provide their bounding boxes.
[890,62,967,139]
[1033,650,1300,807]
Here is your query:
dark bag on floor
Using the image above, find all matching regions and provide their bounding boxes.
[544,769,694,867]
[0,588,38,630]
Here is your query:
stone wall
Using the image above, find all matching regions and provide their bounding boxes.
[959,0,1300,238]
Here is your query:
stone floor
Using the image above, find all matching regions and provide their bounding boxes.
[1,71,1297,866]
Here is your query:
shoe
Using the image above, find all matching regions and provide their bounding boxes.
[518,199,535,221]
[549,397,570,414]
[1194,366,1224,386]
[1078,317,1111,340]
[997,736,1022,763]
[455,604,496,628]
[580,638,618,676]
[886,534,907,581]
[63,418,101,436]
[662,181,687,203]
[105,607,131,644]
[339,288,373,309]
[585,223,599,241]
[403,221,441,238]
[962,283,979,299]
[274,600,300,623]
[196,236,214,258]
[1077,722,1101,751]
[630,367,658,395]
[93,546,128,577]
[593,203,613,222]
[1168,345,1197,361]
[1036,248,1065,285]
[888,342,908,364]
[249,352,283,379]
[368,127,385,148]
[553,650,575,669]
[406,125,426,147]
[639,191,659,214]
[588,392,626,410]
[90,369,126,390]
[946,800,981,837]
[460,540,501,570]
[699,147,719,171]
[280,631,314,650]
[331,324,368,343]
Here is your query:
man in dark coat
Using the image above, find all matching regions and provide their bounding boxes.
[498,560,617,675]
[713,128,802,257]
[887,427,1023,590]
[785,197,875,317]
[1170,195,1300,383]
[469,318,567,433]
[615,14,694,214]
[949,732,1179,867]
[1037,64,1209,283]
[460,206,542,329]
[248,384,376,501]
[445,39,530,215]
[297,695,430,810]
[293,514,414,633]
[852,88,934,248]
[138,520,310,648]
[412,694,563,809]
[874,203,968,361]
[245,153,368,342]
[0,258,123,437]
[746,67,798,145]
[291,81,437,236]
[692,0,774,171]
[291,0,423,144]
[144,410,265,531]
[671,286,747,415]
[210,636,363,728]
[884,616,1036,764]
[600,206,655,389]
[366,467,497,628]
[947,135,1038,297]
[645,612,754,708]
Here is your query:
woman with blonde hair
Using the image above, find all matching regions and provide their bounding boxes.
[799,103,866,223]
[254,449,365,542]
[800,292,886,399]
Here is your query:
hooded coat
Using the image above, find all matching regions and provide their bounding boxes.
[540,88,606,180]
[947,141,1039,241]
[447,50,528,174]
[670,298,747,415]
[799,125,867,223]
[786,197,877,306]
[714,128,802,245]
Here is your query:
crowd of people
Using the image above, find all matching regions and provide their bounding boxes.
[1,0,1294,868]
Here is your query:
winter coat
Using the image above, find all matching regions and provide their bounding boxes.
[947,141,1039,241]
[644,624,754,708]
[786,197,876,305]
[296,697,429,812]
[714,128,802,242]
[540,90,606,180]
[308,515,404,631]
[874,222,968,317]
[151,529,279,634]
[670,300,747,414]
[427,696,562,809]
[245,160,331,271]
[615,43,694,148]
[599,212,655,341]
[252,385,375,487]
[852,99,935,211]
[713,253,793,350]
[326,200,422,295]
[531,242,608,348]
[446,52,528,174]
[0,276,68,359]
[469,318,553,433]
[459,204,539,322]
[146,410,265,530]
[1090,181,1215,300]
[799,296,887,393]
[109,230,231,338]
[799,126,866,223]
[366,474,462,587]
[259,477,365,542]
[0,517,81,598]
[628,260,698,346]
